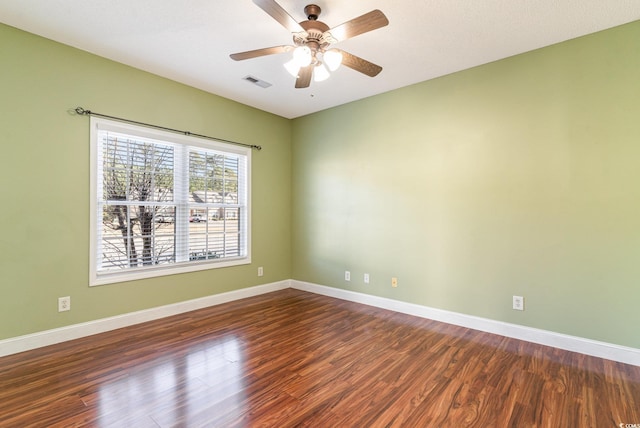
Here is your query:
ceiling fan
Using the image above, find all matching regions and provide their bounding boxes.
[230,0,389,88]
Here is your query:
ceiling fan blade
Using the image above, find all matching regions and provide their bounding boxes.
[295,65,313,88]
[328,10,389,42]
[253,0,305,33]
[337,50,383,77]
[230,45,292,61]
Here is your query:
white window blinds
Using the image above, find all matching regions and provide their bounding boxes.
[90,117,250,286]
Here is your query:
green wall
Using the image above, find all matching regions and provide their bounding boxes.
[2,20,640,351]
[0,24,292,340]
[292,21,640,349]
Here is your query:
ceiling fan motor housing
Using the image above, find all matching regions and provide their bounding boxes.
[295,5,333,56]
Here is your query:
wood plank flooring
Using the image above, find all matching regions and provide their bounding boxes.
[1,288,639,427]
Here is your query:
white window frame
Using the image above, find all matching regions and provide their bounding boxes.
[90,117,251,286]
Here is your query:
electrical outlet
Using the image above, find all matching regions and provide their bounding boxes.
[257,266,264,277]
[58,296,71,312]
[364,273,370,284]
[513,295,524,311]
[391,277,398,288]
[345,271,351,281]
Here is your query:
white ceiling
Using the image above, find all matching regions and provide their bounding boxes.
[2,0,640,119]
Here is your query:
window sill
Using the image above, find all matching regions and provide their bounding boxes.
[90,256,251,286]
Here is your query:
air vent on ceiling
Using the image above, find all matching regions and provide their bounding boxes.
[243,75,272,88]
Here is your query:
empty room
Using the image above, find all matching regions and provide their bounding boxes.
[1,0,639,426]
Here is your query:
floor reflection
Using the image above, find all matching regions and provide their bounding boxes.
[96,335,246,427]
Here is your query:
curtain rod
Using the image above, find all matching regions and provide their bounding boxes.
[73,107,262,151]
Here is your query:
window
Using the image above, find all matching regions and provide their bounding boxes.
[90,117,251,286]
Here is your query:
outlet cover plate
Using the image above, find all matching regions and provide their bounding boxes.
[58,296,71,312]
[513,295,524,311]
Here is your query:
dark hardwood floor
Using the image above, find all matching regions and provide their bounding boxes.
[1,288,639,427]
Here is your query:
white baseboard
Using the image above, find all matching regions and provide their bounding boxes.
[3,279,639,367]
[291,280,640,367]
[0,280,290,358]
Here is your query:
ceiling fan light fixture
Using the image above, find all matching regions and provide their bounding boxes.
[324,49,343,71]
[313,62,330,82]
[292,46,312,67]
[284,59,301,77]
